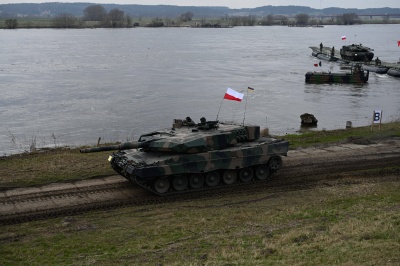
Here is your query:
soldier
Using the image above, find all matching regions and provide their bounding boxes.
[331,46,335,58]
[375,57,381,66]
[353,64,360,73]
[320,42,323,52]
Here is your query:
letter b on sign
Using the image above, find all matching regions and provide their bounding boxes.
[373,110,382,124]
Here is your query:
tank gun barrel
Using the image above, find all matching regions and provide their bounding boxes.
[80,141,147,153]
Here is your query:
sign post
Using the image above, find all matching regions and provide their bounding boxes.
[371,109,382,131]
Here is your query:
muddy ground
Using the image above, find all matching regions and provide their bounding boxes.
[1,137,399,222]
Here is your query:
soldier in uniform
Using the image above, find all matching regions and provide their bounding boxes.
[320,42,323,52]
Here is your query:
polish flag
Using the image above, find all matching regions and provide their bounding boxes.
[341,35,347,40]
[224,88,244,102]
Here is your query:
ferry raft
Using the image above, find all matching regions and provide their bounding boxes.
[310,45,400,79]
[362,64,389,74]
[387,67,400,77]
[305,64,369,84]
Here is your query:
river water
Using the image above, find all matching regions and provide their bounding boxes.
[1,24,400,155]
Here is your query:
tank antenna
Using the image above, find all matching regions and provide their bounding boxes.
[242,87,254,125]
[216,93,225,120]
[242,91,248,125]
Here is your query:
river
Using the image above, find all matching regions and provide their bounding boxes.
[1,24,400,155]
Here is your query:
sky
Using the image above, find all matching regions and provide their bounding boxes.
[0,0,399,9]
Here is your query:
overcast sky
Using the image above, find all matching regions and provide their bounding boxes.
[0,0,399,9]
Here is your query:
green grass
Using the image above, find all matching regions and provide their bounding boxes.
[0,148,115,188]
[280,121,400,149]
[2,18,54,28]
[1,178,399,265]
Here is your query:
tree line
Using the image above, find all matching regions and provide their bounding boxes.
[1,6,372,29]
[52,5,131,28]
[262,13,360,26]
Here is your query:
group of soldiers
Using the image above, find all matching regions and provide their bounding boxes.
[320,43,335,58]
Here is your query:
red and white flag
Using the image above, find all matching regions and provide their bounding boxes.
[314,61,322,67]
[341,35,347,40]
[223,88,244,102]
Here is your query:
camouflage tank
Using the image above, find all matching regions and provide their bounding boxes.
[80,117,289,195]
[340,44,374,62]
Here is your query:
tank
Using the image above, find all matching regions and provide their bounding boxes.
[80,117,289,195]
[340,44,374,62]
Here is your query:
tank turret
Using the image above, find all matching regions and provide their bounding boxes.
[340,44,374,62]
[82,116,289,195]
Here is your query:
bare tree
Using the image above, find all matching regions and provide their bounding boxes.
[125,15,132,27]
[341,13,359,25]
[83,5,106,21]
[52,13,77,28]
[260,14,274,25]
[230,16,241,26]
[276,15,289,25]
[5,19,18,29]
[106,9,125,27]
[295,13,309,26]
[242,15,256,26]
[147,17,164,27]
[200,17,206,27]
[179,12,194,22]
[164,17,173,27]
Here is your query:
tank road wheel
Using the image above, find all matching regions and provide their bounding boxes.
[255,165,269,180]
[239,167,253,183]
[222,170,237,185]
[154,177,170,194]
[205,172,220,187]
[268,157,283,171]
[189,174,204,189]
[172,175,188,191]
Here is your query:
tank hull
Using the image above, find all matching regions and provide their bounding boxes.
[109,135,289,195]
[83,118,289,195]
[340,44,374,62]
[112,138,287,178]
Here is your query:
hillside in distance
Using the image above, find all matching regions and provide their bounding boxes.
[1,2,400,18]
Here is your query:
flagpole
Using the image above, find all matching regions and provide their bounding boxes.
[216,96,224,120]
[218,87,245,121]
[242,88,249,126]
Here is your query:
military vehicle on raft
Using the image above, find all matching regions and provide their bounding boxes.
[340,44,374,62]
[80,117,289,195]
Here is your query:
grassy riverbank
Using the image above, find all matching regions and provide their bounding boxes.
[1,122,399,265]
[1,122,399,188]
[1,178,399,265]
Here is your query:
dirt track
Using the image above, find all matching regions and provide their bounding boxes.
[1,137,399,224]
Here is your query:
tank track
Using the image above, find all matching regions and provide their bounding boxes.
[127,156,283,196]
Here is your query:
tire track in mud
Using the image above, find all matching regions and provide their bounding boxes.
[1,138,399,225]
